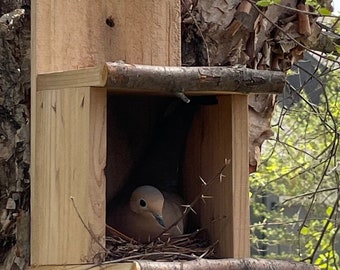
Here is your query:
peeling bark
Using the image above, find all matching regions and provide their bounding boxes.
[181,0,328,171]
[0,1,30,269]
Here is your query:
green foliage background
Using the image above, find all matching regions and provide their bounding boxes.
[250,64,340,269]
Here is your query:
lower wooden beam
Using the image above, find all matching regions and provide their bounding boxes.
[137,259,319,270]
[29,259,318,270]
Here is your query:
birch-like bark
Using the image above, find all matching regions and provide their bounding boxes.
[106,62,285,96]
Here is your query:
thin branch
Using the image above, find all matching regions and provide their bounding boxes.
[70,196,111,257]
[273,2,340,18]
[102,251,199,263]
[158,162,228,238]
[280,187,338,204]
[106,224,139,244]
[250,218,334,228]
[302,192,340,263]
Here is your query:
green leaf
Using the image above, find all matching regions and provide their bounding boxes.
[327,54,336,61]
[335,45,340,54]
[318,7,331,15]
[326,206,333,217]
[305,0,318,7]
[256,0,272,7]
[300,226,309,235]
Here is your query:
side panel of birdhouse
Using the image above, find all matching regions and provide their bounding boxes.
[184,95,250,258]
[31,87,106,264]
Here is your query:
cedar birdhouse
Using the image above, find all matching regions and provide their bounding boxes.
[30,1,285,269]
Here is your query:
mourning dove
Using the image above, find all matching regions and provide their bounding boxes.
[108,185,184,243]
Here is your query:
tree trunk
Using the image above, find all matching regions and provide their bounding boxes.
[0,1,30,269]
[181,0,328,172]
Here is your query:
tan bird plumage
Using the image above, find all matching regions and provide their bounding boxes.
[108,185,184,243]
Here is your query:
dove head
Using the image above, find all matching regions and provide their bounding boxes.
[129,185,165,228]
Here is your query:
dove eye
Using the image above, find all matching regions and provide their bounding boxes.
[139,199,147,208]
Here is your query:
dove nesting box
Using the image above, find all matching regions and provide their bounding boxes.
[30,0,284,269]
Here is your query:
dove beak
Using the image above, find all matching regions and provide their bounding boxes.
[153,213,165,228]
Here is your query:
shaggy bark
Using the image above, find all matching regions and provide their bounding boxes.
[181,0,335,172]
[0,1,30,269]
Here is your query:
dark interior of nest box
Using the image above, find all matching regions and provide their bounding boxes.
[105,94,219,239]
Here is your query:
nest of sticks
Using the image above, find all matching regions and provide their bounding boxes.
[105,225,217,262]
[104,164,231,262]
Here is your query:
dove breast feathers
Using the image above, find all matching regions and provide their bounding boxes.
[108,185,184,243]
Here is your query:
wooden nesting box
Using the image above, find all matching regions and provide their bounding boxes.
[30,1,284,269]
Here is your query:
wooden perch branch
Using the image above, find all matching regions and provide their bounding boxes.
[135,258,319,270]
[106,62,285,95]
[37,62,285,96]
